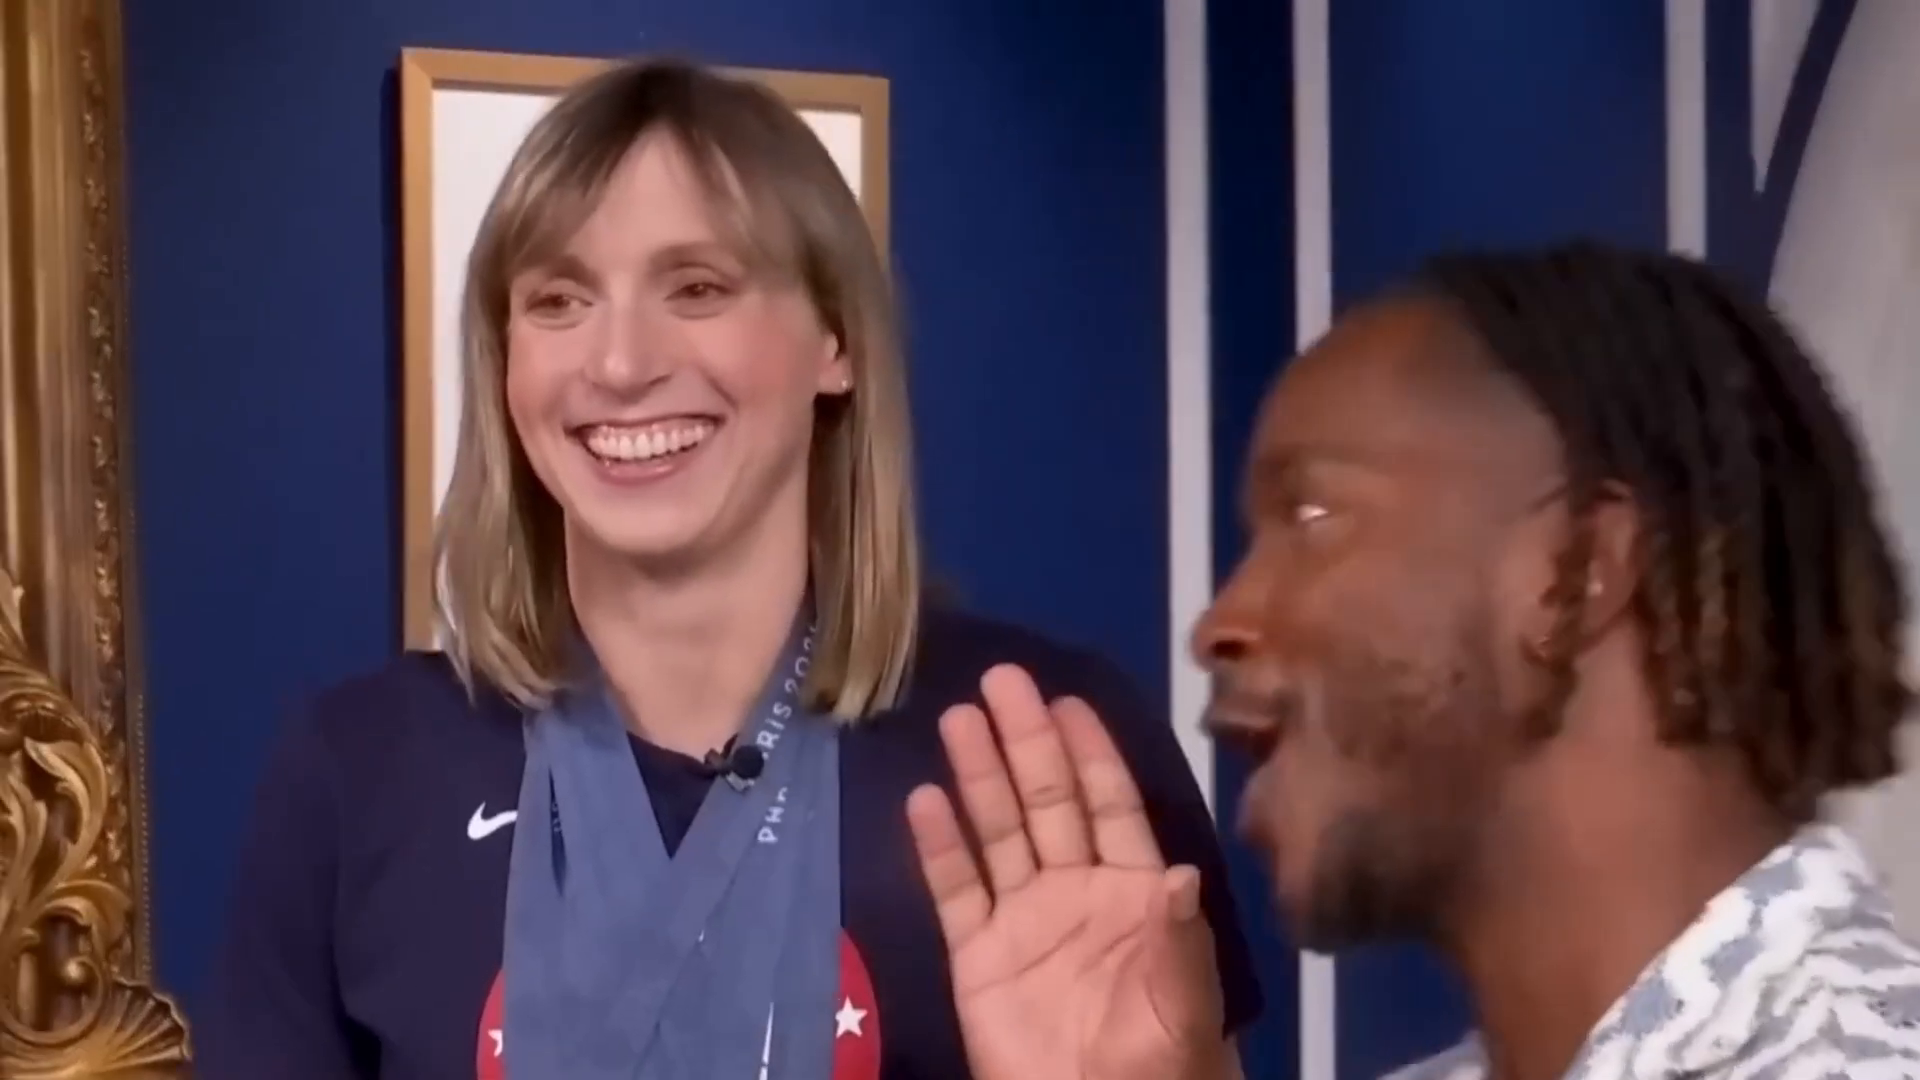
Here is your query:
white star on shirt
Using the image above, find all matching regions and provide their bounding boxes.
[834,997,867,1038]
[489,1029,502,1056]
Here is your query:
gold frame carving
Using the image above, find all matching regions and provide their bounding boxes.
[0,0,189,1075]
[397,47,892,648]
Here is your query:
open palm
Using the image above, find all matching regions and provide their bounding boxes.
[906,665,1229,1080]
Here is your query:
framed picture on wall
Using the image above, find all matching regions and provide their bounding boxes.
[397,46,890,649]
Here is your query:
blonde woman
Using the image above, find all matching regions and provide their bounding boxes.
[197,58,1259,1080]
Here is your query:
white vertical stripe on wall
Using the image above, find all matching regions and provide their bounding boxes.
[1165,0,1215,810]
[1292,0,1336,1076]
[1665,0,1708,257]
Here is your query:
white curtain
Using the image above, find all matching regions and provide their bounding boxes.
[1768,0,1920,932]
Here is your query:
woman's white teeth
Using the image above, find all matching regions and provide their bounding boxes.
[583,421,714,463]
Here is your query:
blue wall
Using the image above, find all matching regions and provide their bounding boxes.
[1207,0,1299,1076]
[122,0,1170,1004]
[123,2,1727,1074]
[1329,0,1669,1070]
[1327,6,1667,1076]
[1206,3,1672,1077]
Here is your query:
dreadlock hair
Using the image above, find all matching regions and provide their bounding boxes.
[1411,241,1912,823]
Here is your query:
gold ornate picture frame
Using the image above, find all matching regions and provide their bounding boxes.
[0,0,191,1075]
[397,47,892,649]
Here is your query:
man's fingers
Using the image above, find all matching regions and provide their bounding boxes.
[1054,694,1165,869]
[1142,864,1225,1049]
[979,664,1093,869]
[906,784,993,949]
[939,703,1038,894]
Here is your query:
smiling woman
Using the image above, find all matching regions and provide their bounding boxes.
[194,54,1262,1080]
[434,59,910,721]
[396,47,890,653]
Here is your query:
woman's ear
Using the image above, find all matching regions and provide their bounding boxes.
[815,334,851,397]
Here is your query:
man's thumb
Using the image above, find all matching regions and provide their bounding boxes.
[1142,864,1224,1046]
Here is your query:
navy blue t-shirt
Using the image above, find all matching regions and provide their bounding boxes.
[196,606,1262,1079]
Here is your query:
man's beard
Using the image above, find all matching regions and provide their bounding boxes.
[1288,808,1466,950]
[1282,633,1514,952]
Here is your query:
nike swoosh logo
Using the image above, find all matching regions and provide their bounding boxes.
[467,804,518,841]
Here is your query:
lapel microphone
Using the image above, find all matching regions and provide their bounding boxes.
[703,738,767,792]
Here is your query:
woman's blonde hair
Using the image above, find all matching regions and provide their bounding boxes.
[435,58,921,721]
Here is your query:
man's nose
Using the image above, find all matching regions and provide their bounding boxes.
[1189,561,1267,672]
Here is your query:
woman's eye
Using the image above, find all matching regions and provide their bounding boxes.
[525,292,582,316]
[672,281,728,302]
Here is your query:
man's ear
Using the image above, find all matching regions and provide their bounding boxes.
[1519,480,1642,665]
[1575,480,1642,640]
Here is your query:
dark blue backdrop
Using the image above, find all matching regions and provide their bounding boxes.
[122,0,1171,1018]
[1206,1,1299,1074]
[1205,3,1670,1077]
[1326,4,1669,1074]
[123,2,1727,1077]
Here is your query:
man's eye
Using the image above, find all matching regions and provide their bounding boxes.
[1288,500,1331,527]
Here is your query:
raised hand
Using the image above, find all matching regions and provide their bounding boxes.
[906,664,1232,1080]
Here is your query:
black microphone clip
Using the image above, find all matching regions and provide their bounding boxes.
[705,741,767,792]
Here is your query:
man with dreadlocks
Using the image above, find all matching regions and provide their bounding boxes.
[904,242,1920,1079]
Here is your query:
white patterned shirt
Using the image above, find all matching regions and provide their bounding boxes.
[1383,824,1920,1079]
